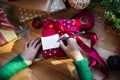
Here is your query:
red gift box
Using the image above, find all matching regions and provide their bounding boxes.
[41,11,109,79]
[41,19,80,58]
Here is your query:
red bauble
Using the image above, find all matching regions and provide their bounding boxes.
[32,17,42,29]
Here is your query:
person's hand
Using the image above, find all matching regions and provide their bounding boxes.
[60,34,84,61]
[22,38,43,65]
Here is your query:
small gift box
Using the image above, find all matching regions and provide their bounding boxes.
[41,11,108,79]
[0,8,18,52]
[41,11,94,58]
[0,29,18,46]
[0,8,16,30]
[41,19,80,58]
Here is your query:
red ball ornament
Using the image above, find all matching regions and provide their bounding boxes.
[32,17,42,29]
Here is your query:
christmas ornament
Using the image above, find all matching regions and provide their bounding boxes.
[68,0,90,10]
[32,17,42,29]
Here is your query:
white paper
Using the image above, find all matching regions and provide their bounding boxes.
[49,0,66,13]
[41,34,59,50]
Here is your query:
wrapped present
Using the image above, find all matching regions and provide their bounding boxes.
[0,29,18,54]
[0,8,16,30]
[0,29,18,46]
[0,8,18,50]
[42,19,80,58]
[41,11,95,58]
[41,11,109,79]
[0,38,18,54]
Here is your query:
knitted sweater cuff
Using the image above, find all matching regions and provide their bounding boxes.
[73,58,93,80]
[0,54,28,80]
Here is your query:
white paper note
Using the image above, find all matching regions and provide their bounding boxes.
[41,34,59,50]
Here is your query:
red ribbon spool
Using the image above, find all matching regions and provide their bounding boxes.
[75,11,95,30]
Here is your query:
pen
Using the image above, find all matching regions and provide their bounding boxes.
[58,31,85,42]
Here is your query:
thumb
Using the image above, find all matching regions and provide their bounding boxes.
[60,40,66,50]
[34,57,45,62]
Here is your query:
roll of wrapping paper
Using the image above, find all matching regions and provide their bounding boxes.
[75,11,95,30]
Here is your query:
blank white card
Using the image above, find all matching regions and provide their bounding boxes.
[41,34,59,50]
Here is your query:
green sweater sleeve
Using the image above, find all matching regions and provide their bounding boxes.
[73,58,94,80]
[0,54,28,80]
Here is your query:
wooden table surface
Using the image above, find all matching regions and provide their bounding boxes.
[0,7,120,80]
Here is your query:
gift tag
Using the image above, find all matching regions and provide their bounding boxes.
[41,34,59,50]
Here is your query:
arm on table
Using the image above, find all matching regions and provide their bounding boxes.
[60,34,93,80]
[0,54,28,80]
[0,38,42,80]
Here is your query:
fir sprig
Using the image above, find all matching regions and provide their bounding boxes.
[102,0,120,29]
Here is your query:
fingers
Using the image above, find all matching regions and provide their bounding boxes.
[36,42,41,50]
[25,42,29,49]
[29,39,37,47]
[32,38,41,48]
[60,40,66,50]
[63,34,75,44]
[28,38,40,47]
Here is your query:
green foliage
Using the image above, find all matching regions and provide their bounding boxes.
[102,0,120,29]
[87,0,101,9]
[89,0,120,29]
[105,11,120,29]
